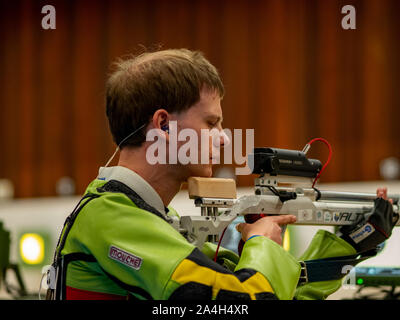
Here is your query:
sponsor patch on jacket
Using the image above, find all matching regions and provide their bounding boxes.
[349,223,375,244]
[108,245,142,270]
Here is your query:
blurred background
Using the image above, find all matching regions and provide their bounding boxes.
[0,0,400,300]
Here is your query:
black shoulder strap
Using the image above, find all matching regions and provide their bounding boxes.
[54,193,100,262]
[51,179,162,300]
[51,193,100,300]
[97,179,170,222]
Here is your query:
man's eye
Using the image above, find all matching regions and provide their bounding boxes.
[208,121,218,127]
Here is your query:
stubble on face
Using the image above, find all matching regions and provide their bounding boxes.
[173,88,224,179]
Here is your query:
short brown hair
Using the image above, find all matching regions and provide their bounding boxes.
[105,48,224,148]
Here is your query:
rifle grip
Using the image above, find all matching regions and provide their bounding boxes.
[237,214,267,256]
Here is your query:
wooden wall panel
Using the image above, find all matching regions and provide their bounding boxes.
[315,0,342,183]
[70,1,108,194]
[35,0,73,197]
[0,0,399,198]
[17,0,36,197]
[0,1,23,195]
[360,0,396,180]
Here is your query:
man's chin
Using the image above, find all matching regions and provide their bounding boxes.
[187,164,213,178]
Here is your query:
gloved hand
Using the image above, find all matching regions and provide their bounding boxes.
[337,188,399,253]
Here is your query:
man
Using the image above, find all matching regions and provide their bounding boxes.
[50,49,397,300]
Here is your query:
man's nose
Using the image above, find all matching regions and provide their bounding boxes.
[215,129,230,148]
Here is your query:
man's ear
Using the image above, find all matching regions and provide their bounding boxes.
[152,109,170,131]
[151,109,170,144]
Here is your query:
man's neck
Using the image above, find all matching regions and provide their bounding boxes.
[118,149,183,207]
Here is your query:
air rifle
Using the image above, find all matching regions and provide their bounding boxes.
[172,147,400,249]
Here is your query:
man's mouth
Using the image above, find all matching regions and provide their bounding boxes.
[210,156,220,164]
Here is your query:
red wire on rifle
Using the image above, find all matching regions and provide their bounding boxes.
[214,226,227,262]
[214,138,332,263]
[303,137,333,188]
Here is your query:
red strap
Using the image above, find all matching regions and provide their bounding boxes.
[66,286,127,300]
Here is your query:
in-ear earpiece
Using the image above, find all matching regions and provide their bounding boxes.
[161,125,169,133]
